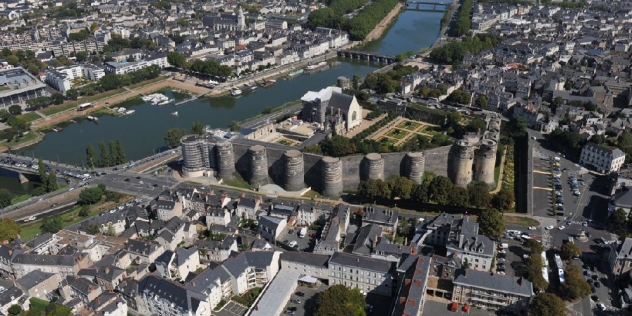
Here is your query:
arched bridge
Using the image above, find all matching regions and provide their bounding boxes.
[336,50,396,64]
[406,1,450,11]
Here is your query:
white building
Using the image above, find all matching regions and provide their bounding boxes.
[327,252,394,296]
[104,54,170,75]
[45,69,71,93]
[579,142,626,174]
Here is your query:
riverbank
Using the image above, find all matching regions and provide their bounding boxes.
[363,2,405,43]
[29,78,211,130]
[0,131,44,152]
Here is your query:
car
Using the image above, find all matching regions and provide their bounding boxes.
[591,286,597,294]
[295,292,305,297]
[28,216,36,221]
[287,307,297,312]
[545,225,555,230]
[497,258,506,262]
[68,187,75,191]
[136,176,141,179]
[291,299,301,304]
[51,203,58,207]
[558,226,565,230]
[497,263,506,268]
[283,240,289,245]
[592,295,600,301]
[497,253,506,259]
[528,226,537,230]
[566,221,573,226]
[498,249,506,254]
[288,241,298,248]
[124,178,130,182]
[284,311,295,315]
[594,281,601,288]
[109,209,116,213]
[583,221,588,226]
[38,197,43,202]
[598,303,606,311]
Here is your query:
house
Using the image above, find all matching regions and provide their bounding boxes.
[579,142,625,174]
[258,215,286,243]
[296,203,332,226]
[122,240,164,264]
[95,265,126,290]
[328,252,394,296]
[235,197,260,220]
[361,206,398,234]
[426,254,461,299]
[11,253,88,278]
[391,255,431,316]
[196,236,238,262]
[611,189,632,217]
[447,234,495,272]
[0,286,24,316]
[280,252,330,280]
[61,276,102,304]
[609,238,632,277]
[16,270,59,299]
[137,274,211,316]
[452,269,533,313]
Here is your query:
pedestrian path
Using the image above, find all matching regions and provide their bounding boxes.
[532,186,552,191]
[533,170,552,175]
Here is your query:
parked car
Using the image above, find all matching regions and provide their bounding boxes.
[295,292,305,297]
[291,299,301,304]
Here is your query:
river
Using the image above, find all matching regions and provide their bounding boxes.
[14,8,444,167]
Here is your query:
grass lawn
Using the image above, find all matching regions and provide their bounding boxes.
[0,131,40,150]
[11,194,31,204]
[223,177,253,190]
[127,76,167,89]
[303,190,323,199]
[386,128,410,140]
[18,112,41,122]
[40,88,126,116]
[231,287,262,307]
[277,138,298,146]
[504,216,540,227]
[19,193,132,241]
[397,121,421,131]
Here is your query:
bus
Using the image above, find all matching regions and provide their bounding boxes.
[77,103,93,111]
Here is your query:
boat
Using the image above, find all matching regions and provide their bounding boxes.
[125,110,135,115]
[231,88,242,96]
[172,111,178,116]
[117,107,126,113]
[241,84,257,93]
[86,116,96,121]
[158,99,171,106]
[306,61,327,72]
[260,79,276,87]
[51,126,63,132]
[287,69,304,78]
[112,107,119,112]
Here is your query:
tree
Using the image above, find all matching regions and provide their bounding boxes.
[560,264,591,300]
[98,141,109,167]
[167,51,186,68]
[229,121,241,132]
[448,186,469,207]
[37,158,47,184]
[51,93,64,105]
[8,104,21,115]
[90,22,99,33]
[165,128,188,149]
[8,305,21,316]
[86,144,97,169]
[79,187,103,205]
[40,215,64,234]
[192,121,204,135]
[475,95,488,109]
[491,189,515,211]
[411,182,429,203]
[429,176,453,204]
[507,115,527,139]
[99,74,121,91]
[468,182,490,208]
[357,180,380,200]
[477,208,505,239]
[447,90,471,105]
[79,205,90,217]
[462,258,471,269]
[560,242,581,260]
[115,140,127,164]
[46,303,72,316]
[66,88,78,100]
[47,172,58,192]
[320,135,356,157]
[389,177,414,200]
[74,51,88,63]
[109,141,118,166]
[314,284,366,316]
[0,188,11,208]
[609,208,627,234]
[529,293,566,316]
[0,219,20,241]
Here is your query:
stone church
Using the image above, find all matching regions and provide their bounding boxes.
[300,86,363,135]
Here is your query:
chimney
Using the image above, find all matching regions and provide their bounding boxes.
[404,278,412,286]
[518,277,523,286]
[8,249,12,256]
[105,267,110,274]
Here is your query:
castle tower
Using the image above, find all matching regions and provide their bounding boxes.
[362,153,384,181]
[321,156,343,197]
[405,152,425,184]
[474,139,498,186]
[180,135,212,178]
[284,150,305,191]
[215,141,235,180]
[248,145,268,186]
[449,140,476,187]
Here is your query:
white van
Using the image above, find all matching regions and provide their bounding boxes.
[554,157,561,162]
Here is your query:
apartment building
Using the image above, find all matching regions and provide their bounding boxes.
[11,253,88,278]
[328,252,394,296]
[452,270,533,313]
[447,234,495,272]
[104,54,169,75]
[280,252,330,280]
[391,255,431,316]
[609,238,632,277]
[579,142,625,174]
[0,67,48,109]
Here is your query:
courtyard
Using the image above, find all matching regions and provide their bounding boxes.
[370,117,437,147]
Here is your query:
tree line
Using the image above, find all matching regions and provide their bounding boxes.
[167,51,233,78]
[361,64,419,95]
[429,34,503,65]
[451,0,473,37]
[307,0,399,40]
[0,105,31,143]
[85,140,127,168]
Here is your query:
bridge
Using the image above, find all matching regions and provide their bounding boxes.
[336,50,396,64]
[406,1,450,11]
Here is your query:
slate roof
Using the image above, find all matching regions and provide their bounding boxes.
[328,91,354,112]
[0,286,22,306]
[95,265,125,282]
[238,197,257,209]
[612,189,632,208]
[12,253,77,266]
[392,255,431,316]
[155,250,175,267]
[124,239,159,255]
[66,276,99,296]
[280,252,329,268]
[615,238,632,259]
[185,265,231,294]
[16,270,56,289]
[177,247,198,268]
[26,232,53,249]
[329,252,393,274]
[139,274,206,313]
[362,206,397,226]
[352,224,382,255]
[115,279,139,298]
[453,269,533,297]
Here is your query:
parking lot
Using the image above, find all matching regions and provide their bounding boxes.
[277,227,316,252]
[499,231,532,278]
[215,301,248,316]
[279,282,327,316]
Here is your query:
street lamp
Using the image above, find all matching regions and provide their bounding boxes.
[56,155,60,165]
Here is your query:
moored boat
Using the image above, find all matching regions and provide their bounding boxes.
[231,88,242,96]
